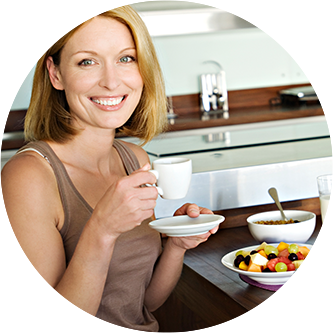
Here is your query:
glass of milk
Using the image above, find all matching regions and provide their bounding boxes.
[317,174,332,222]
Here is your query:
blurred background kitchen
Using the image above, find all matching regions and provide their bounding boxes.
[2,2,331,330]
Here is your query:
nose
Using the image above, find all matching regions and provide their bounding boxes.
[98,63,121,91]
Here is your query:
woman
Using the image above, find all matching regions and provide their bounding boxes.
[1,6,218,331]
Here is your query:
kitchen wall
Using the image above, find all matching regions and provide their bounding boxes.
[10,5,308,110]
[153,28,308,96]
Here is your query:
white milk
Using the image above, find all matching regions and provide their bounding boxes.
[320,194,333,237]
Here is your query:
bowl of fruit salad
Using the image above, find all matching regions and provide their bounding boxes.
[221,242,312,285]
[247,210,316,243]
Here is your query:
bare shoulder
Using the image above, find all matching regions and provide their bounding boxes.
[1,151,66,287]
[1,151,63,226]
[2,151,56,191]
[119,140,150,167]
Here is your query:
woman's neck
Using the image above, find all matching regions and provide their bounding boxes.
[48,128,119,174]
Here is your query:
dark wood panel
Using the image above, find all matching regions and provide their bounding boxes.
[3,84,324,150]
[171,84,313,112]
[174,265,247,325]
[4,109,26,132]
[153,288,210,332]
[167,103,323,132]
[154,217,321,332]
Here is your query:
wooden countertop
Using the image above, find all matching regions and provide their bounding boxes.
[154,215,321,331]
[167,103,323,132]
[3,84,323,151]
[164,84,323,132]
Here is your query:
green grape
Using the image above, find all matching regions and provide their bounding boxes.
[264,245,279,256]
[235,250,244,257]
[275,262,288,272]
[288,244,299,254]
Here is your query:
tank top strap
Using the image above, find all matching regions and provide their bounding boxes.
[16,141,93,239]
[15,140,142,240]
[113,139,141,174]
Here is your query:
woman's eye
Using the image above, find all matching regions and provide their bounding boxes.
[119,56,135,63]
[79,59,95,66]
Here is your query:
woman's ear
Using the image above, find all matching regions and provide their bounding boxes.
[46,56,64,90]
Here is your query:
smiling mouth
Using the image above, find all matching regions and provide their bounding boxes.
[91,96,125,106]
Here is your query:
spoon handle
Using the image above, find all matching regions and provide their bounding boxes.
[268,187,288,221]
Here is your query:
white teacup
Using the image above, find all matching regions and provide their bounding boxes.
[149,157,192,200]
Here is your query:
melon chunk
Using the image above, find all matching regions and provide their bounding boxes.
[258,249,267,258]
[247,261,262,272]
[298,246,310,258]
[255,242,268,251]
[277,241,289,252]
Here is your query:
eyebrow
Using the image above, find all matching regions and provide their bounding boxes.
[72,50,98,57]
[72,47,136,57]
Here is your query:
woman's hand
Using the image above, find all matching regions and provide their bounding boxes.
[173,202,213,218]
[169,203,219,251]
[145,203,218,311]
[91,163,158,239]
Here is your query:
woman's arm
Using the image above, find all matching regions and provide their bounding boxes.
[111,144,218,311]
[2,152,159,315]
[144,204,218,312]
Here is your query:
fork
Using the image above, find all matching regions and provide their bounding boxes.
[296,267,324,326]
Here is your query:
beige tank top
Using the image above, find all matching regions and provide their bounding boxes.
[17,140,161,331]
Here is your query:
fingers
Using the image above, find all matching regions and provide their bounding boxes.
[167,217,220,251]
[173,203,214,217]
[92,164,160,238]
[200,207,214,215]
[173,203,198,216]
[210,225,219,234]
[133,163,151,172]
[130,165,157,187]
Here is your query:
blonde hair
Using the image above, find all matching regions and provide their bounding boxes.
[24,6,168,145]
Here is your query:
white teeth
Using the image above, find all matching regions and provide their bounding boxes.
[92,97,123,106]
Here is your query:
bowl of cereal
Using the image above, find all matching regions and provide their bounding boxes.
[247,210,316,243]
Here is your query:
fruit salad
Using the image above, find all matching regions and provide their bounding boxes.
[233,242,310,273]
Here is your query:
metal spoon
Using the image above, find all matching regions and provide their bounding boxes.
[268,187,288,222]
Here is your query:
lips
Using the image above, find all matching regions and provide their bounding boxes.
[91,96,125,106]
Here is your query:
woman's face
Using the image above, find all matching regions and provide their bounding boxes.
[48,16,143,132]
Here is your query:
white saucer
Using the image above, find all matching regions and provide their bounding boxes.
[149,214,225,237]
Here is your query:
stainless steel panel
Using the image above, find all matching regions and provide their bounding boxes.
[154,156,332,218]
[122,117,332,218]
